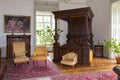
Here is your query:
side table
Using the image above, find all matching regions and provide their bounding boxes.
[94,45,104,57]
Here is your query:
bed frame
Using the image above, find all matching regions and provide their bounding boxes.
[52,7,94,65]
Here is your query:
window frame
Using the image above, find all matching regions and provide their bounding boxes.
[36,11,55,46]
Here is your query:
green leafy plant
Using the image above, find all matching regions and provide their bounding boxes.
[36,26,63,46]
[57,28,63,35]
[103,38,120,57]
[36,27,54,46]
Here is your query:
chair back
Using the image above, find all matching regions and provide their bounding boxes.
[34,46,47,57]
[13,41,26,57]
[66,52,77,60]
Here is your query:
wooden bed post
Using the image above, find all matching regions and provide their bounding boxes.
[53,18,61,62]
[82,16,90,64]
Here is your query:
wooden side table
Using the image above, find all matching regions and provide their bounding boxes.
[94,45,103,57]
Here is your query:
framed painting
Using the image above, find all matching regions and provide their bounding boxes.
[4,15,31,33]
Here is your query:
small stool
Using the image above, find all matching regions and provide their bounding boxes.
[113,66,120,80]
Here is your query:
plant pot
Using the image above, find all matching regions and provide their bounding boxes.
[115,57,120,64]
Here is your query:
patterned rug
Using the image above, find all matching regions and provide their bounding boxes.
[51,70,117,80]
[21,70,117,80]
[3,59,61,80]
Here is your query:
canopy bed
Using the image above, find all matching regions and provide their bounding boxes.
[52,7,94,65]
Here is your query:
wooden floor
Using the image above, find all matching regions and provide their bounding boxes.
[54,57,120,75]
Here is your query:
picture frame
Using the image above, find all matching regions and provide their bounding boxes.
[4,15,31,33]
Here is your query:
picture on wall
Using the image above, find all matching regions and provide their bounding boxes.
[4,15,30,33]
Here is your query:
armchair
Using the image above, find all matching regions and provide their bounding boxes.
[13,41,29,65]
[61,52,78,66]
[32,46,48,65]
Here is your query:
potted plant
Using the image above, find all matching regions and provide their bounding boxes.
[103,38,120,64]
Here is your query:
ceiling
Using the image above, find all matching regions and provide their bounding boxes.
[35,0,91,4]
[112,0,120,7]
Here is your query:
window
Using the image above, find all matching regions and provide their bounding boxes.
[112,5,120,41]
[111,3,120,58]
[36,11,55,46]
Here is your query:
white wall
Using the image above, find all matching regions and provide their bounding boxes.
[0,0,35,57]
[59,2,87,10]
[87,0,111,57]
[87,0,111,44]
[35,1,59,11]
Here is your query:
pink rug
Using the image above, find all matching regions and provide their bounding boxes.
[3,59,61,80]
[51,70,117,80]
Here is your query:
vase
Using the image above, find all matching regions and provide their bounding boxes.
[115,57,120,64]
